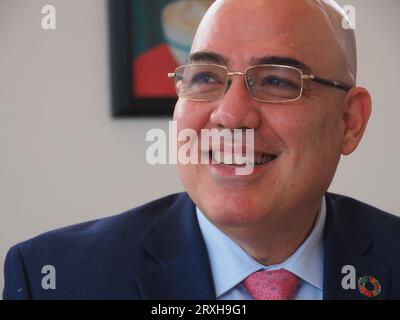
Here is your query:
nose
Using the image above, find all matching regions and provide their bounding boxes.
[209,74,261,130]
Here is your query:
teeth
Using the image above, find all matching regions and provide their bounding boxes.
[223,153,233,165]
[212,151,222,164]
[255,154,263,165]
[234,154,246,165]
[212,151,275,165]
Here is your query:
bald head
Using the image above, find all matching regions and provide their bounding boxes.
[313,0,357,83]
[192,0,357,85]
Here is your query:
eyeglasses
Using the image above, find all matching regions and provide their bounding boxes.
[168,64,352,103]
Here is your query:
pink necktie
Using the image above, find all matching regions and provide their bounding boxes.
[243,269,300,300]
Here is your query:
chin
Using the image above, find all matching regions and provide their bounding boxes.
[196,191,269,228]
[179,165,278,228]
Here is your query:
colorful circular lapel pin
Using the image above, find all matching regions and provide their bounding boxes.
[358,276,381,298]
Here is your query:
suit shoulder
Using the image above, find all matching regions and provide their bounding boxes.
[3,193,190,299]
[16,192,186,254]
[326,192,400,239]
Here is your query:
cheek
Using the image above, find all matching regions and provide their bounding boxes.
[173,100,212,192]
[271,101,342,153]
[173,99,212,132]
[301,107,344,156]
[267,103,343,181]
[173,100,213,167]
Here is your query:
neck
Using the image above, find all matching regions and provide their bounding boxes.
[215,202,321,266]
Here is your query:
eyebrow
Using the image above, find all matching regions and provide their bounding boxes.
[250,56,312,73]
[187,51,312,73]
[187,51,229,65]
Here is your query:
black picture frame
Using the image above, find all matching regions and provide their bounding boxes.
[108,0,177,117]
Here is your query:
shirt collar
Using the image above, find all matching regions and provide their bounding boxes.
[196,197,326,298]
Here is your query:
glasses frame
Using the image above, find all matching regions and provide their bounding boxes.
[168,63,352,103]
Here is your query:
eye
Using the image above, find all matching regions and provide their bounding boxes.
[262,76,299,90]
[191,72,217,85]
[268,77,283,86]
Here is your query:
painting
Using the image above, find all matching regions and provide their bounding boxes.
[109,0,214,116]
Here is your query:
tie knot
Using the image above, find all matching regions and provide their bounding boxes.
[243,269,300,300]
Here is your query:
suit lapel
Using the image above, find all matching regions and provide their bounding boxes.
[134,193,216,299]
[323,194,392,299]
[134,192,394,300]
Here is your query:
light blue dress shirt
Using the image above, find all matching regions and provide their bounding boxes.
[196,197,326,300]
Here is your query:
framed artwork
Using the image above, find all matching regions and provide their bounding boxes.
[109,0,213,117]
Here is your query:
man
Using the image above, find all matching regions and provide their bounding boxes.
[3,0,400,300]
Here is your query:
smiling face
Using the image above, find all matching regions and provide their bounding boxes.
[173,0,358,229]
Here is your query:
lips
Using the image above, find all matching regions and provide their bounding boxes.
[210,150,277,166]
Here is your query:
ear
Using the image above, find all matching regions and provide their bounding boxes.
[341,87,372,155]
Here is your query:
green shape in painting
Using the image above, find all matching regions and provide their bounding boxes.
[131,0,172,58]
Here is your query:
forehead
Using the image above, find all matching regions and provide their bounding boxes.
[191,0,339,72]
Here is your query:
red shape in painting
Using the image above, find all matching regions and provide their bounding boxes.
[133,44,178,97]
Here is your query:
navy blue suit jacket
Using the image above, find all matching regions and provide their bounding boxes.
[3,192,400,299]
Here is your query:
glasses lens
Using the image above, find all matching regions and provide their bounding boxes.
[246,65,302,102]
[174,65,228,101]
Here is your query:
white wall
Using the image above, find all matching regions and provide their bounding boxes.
[0,0,399,295]
[330,0,400,208]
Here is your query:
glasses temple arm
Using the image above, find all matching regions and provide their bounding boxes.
[303,74,352,91]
